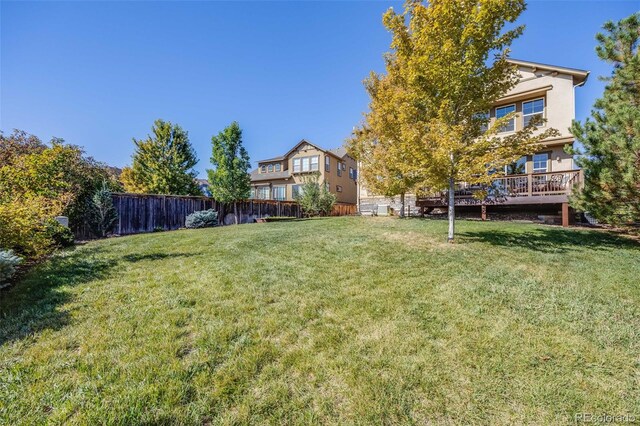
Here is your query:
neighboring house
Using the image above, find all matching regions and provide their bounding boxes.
[196,179,211,197]
[250,140,358,204]
[359,58,589,226]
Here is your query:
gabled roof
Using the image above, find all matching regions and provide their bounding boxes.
[255,139,351,164]
[507,58,590,86]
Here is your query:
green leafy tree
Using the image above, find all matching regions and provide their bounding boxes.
[348,0,557,241]
[122,119,201,196]
[0,131,120,256]
[294,172,336,217]
[569,13,640,225]
[207,122,251,224]
[88,181,118,238]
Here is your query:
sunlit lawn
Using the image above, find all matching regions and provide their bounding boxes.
[1,217,639,424]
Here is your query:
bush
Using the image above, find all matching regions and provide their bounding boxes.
[185,209,219,229]
[0,249,22,285]
[294,172,336,217]
[45,219,75,248]
[87,181,118,238]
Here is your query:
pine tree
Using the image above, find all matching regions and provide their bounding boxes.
[570,13,640,225]
[348,0,558,241]
[207,122,251,224]
[88,181,118,238]
[122,120,201,196]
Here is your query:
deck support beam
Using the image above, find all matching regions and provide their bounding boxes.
[562,202,570,227]
[481,205,487,221]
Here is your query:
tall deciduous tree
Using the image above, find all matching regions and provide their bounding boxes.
[348,0,557,241]
[569,13,640,225]
[122,120,201,196]
[207,122,251,224]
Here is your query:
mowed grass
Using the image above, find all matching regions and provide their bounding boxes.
[1,217,639,424]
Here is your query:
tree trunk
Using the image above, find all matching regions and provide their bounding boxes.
[400,192,405,218]
[234,202,239,225]
[448,175,455,242]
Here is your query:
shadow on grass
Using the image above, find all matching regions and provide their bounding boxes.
[0,246,196,346]
[459,227,639,253]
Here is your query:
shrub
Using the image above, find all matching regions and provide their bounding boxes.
[185,209,219,229]
[45,219,75,248]
[87,181,118,238]
[0,195,66,257]
[294,172,336,217]
[0,249,22,285]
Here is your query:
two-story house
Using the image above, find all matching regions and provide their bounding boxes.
[358,59,590,226]
[250,140,358,205]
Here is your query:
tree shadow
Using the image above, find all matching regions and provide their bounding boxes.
[0,247,196,346]
[459,227,639,253]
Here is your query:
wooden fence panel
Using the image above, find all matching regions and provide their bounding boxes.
[74,193,356,239]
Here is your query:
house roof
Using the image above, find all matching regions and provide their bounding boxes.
[255,139,352,165]
[250,168,291,182]
[507,58,590,86]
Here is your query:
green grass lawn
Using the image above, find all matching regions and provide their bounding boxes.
[1,217,639,424]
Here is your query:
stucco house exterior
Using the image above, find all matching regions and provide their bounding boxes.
[358,58,590,226]
[250,140,358,205]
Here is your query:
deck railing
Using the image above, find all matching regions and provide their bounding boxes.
[417,170,583,206]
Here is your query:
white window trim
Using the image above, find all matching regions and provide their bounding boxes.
[532,152,550,174]
[522,98,545,129]
[272,185,286,200]
[495,104,516,134]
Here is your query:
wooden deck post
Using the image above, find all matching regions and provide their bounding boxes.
[481,205,487,221]
[561,202,570,227]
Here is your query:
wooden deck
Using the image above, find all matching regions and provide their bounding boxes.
[416,170,583,208]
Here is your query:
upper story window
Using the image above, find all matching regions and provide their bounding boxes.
[476,112,490,134]
[268,164,274,173]
[533,152,549,173]
[292,155,319,173]
[349,167,356,179]
[506,156,527,175]
[342,163,346,171]
[496,104,516,133]
[523,99,545,128]
[337,162,342,177]
[336,185,343,192]
[275,163,281,172]
[325,156,330,172]
[260,165,266,173]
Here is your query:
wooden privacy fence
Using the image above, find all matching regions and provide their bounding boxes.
[73,193,356,238]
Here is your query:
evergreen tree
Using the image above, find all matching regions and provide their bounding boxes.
[207,122,251,224]
[122,120,201,196]
[88,181,118,238]
[570,13,640,225]
[294,172,336,217]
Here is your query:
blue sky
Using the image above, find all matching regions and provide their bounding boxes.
[1,1,637,177]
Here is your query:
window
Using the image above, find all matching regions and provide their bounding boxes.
[337,163,342,177]
[293,155,319,173]
[523,99,544,128]
[496,104,516,133]
[476,112,490,134]
[275,163,281,172]
[506,156,527,175]
[349,167,356,179]
[250,188,256,198]
[336,185,343,192]
[342,163,346,171]
[268,164,273,173]
[533,153,549,173]
[325,156,330,172]
[292,184,302,198]
[260,165,266,173]
[325,181,330,191]
[256,186,270,199]
[272,186,286,201]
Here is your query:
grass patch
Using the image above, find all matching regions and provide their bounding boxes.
[1,217,639,424]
